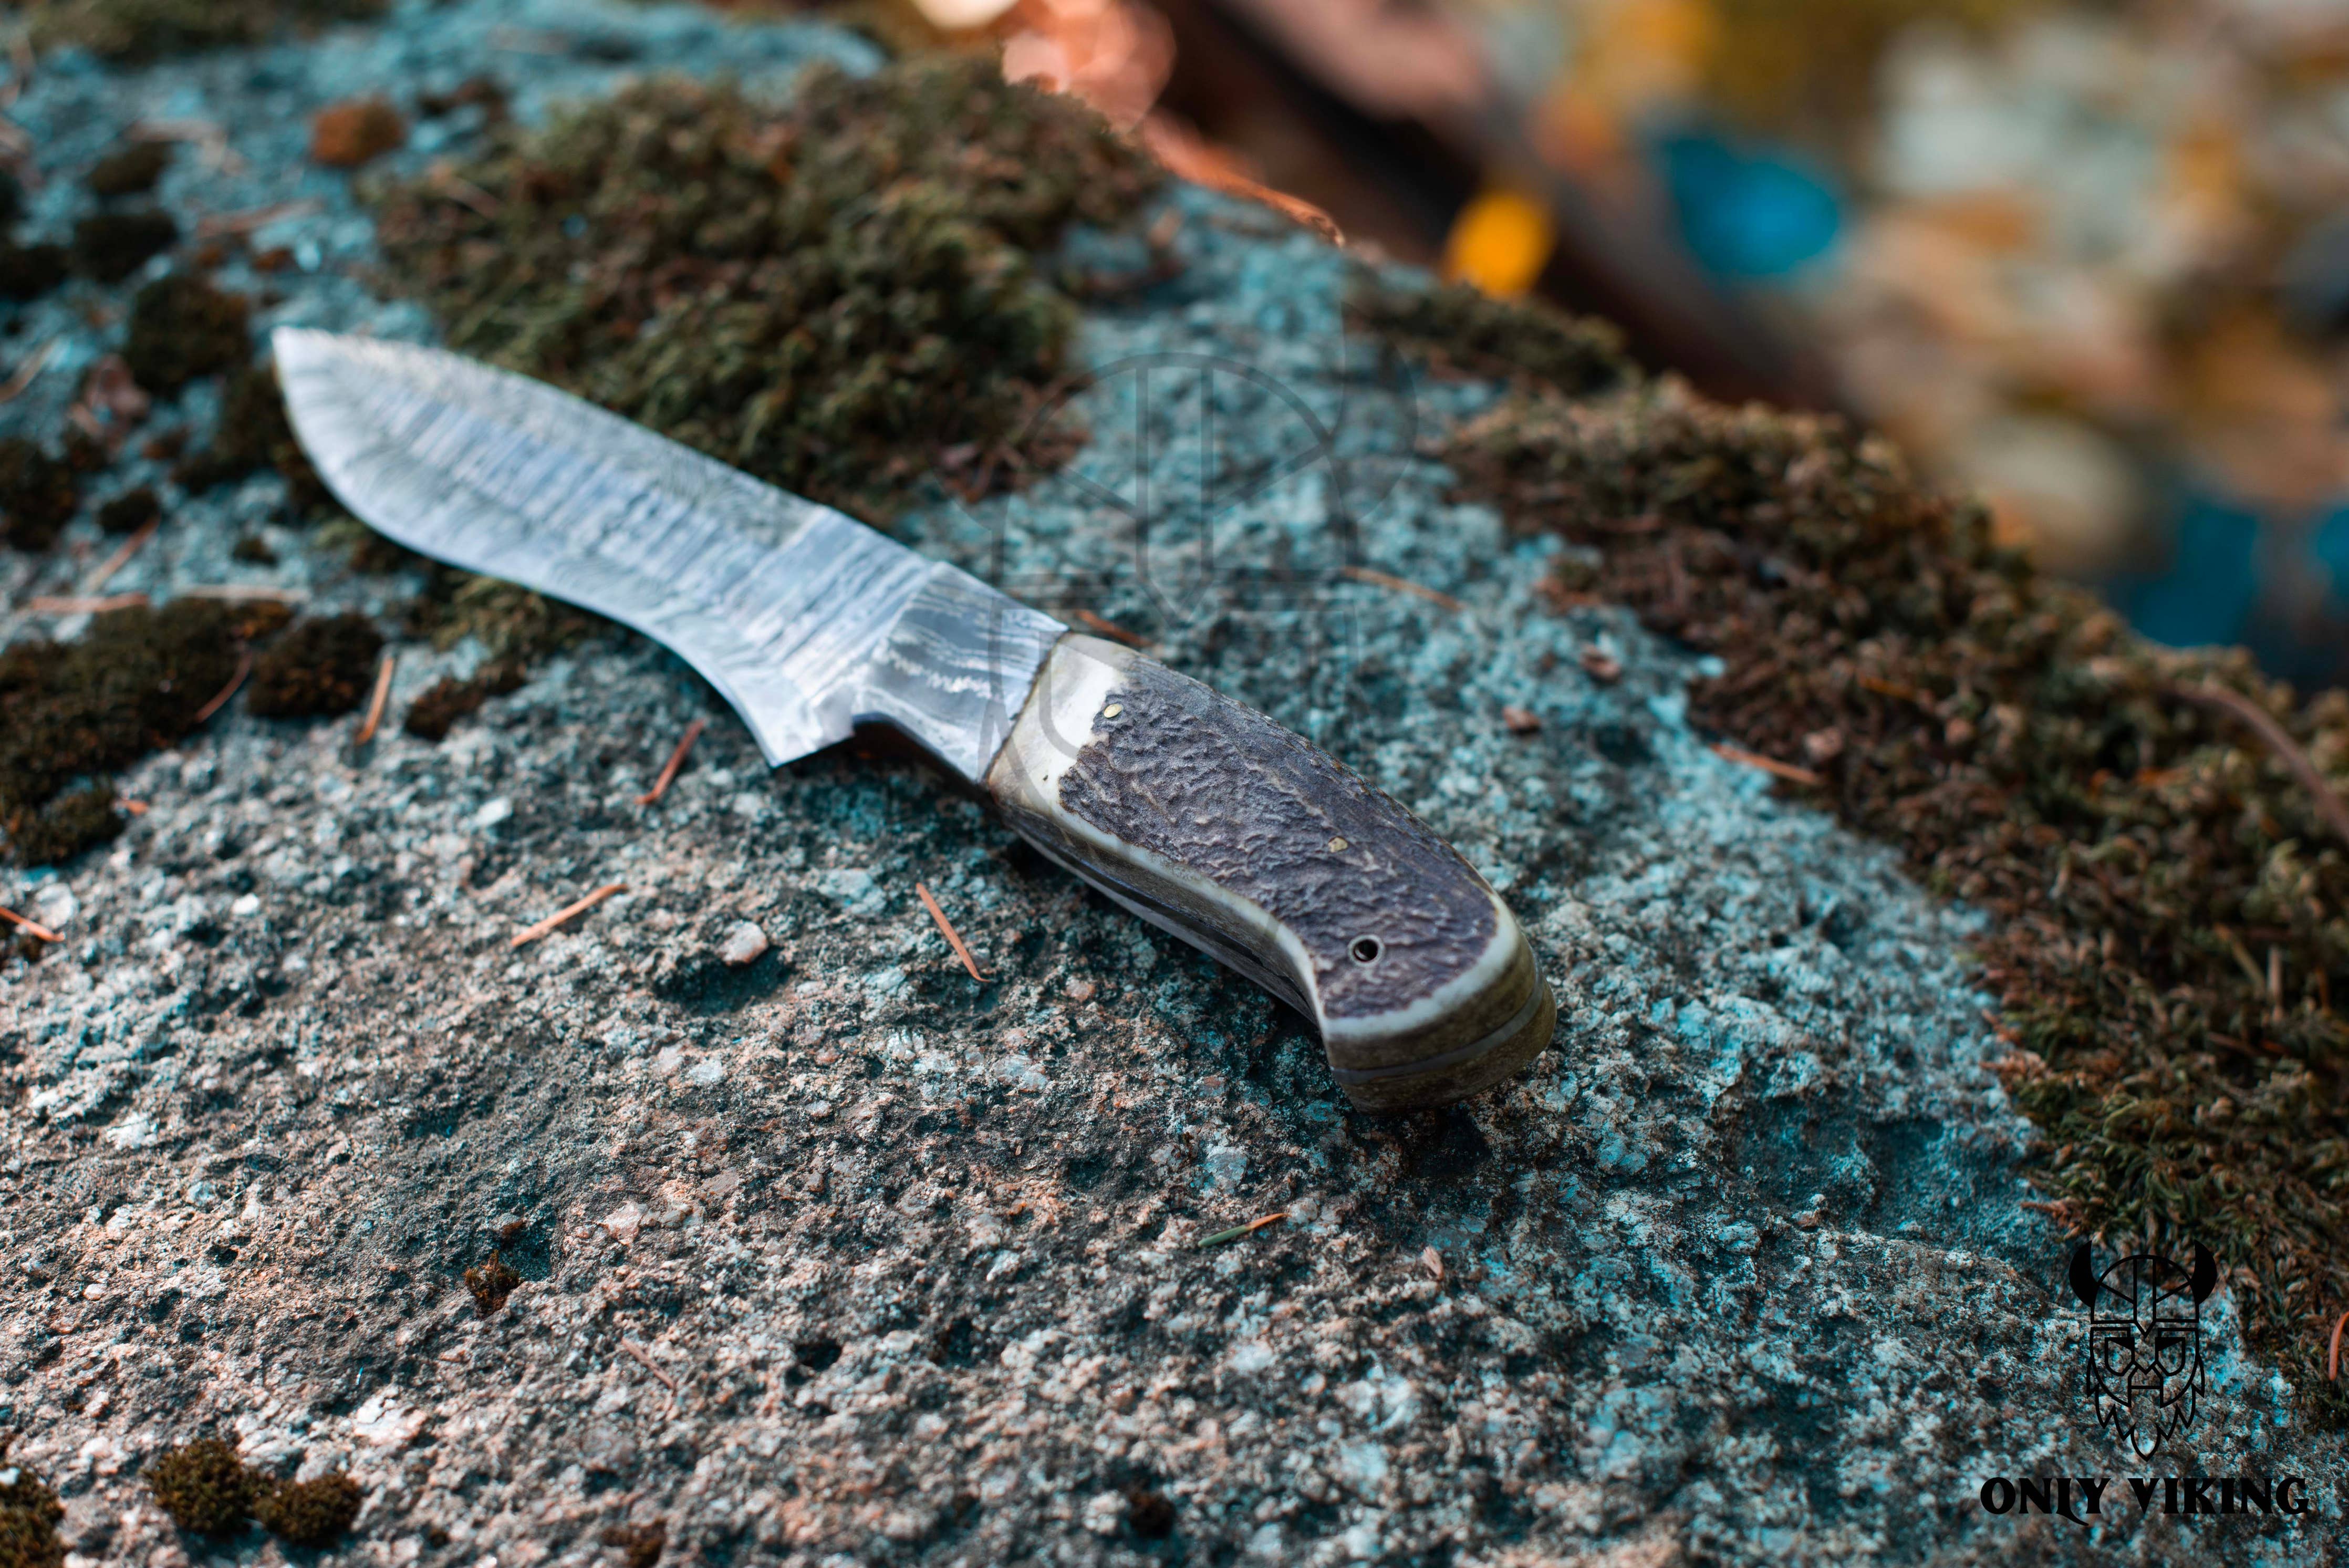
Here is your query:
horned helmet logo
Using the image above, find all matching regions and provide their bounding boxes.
[2067,1242,2218,1458]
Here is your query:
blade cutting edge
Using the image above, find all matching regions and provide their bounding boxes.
[273,328,1065,780]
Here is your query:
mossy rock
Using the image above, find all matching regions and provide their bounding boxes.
[1361,276,2349,1429]
[368,54,1161,524]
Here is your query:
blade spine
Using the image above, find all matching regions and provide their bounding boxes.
[274,328,1065,778]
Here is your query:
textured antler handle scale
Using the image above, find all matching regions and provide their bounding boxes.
[985,635,1554,1110]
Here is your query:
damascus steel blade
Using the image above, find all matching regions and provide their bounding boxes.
[274,329,1066,781]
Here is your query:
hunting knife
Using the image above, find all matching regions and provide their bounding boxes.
[275,329,1554,1110]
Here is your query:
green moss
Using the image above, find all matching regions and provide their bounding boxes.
[0,601,251,860]
[600,1520,666,1568]
[0,1451,65,1568]
[22,0,387,61]
[0,244,68,301]
[87,141,173,198]
[1348,274,1632,397]
[253,1472,362,1548]
[464,1252,522,1315]
[145,1438,258,1536]
[173,360,329,511]
[70,208,177,283]
[368,54,1160,525]
[122,274,251,394]
[0,439,79,553]
[403,571,595,662]
[11,785,124,867]
[246,614,382,718]
[1393,297,2349,1427]
[402,659,525,743]
[96,485,162,535]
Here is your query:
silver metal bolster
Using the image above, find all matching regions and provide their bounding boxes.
[850,565,1067,783]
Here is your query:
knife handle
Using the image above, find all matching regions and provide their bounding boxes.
[984,635,1554,1110]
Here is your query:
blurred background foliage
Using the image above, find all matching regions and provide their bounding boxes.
[841,0,2349,688]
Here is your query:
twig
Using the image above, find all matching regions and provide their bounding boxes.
[195,199,324,238]
[0,339,53,404]
[178,584,305,603]
[1072,608,1149,647]
[0,904,60,942]
[1341,565,1464,614]
[1711,743,1823,787]
[636,718,706,806]
[2332,1310,2347,1383]
[916,882,988,982]
[84,519,157,593]
[192,649,252,724]
[24,594,147,615]
[1197,1212,1286,1249]
[354,652,396,745]
[121,799,149,816]
[619,1338,679,1394]
[434,169,503,220]
[2175,682,2349,854]
[511,883,626,949]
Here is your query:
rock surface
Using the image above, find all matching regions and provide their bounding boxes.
[0,3,2340,1566]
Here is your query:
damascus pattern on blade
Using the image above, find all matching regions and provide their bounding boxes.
[274,329,1064,780]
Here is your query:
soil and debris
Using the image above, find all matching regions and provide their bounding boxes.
[462,1253,522,1316]
[0,439,77,553]
[92,485,159,536]
[68,208,176,283]
[0,3,2341,1566]
[84,141,172,200]
[120,274,251,396]
[401,657,525,742]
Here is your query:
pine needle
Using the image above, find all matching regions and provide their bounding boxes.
[511,883,626,948]
[916,881,987,981]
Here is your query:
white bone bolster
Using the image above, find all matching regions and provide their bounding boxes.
[983,635,1554,1111]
